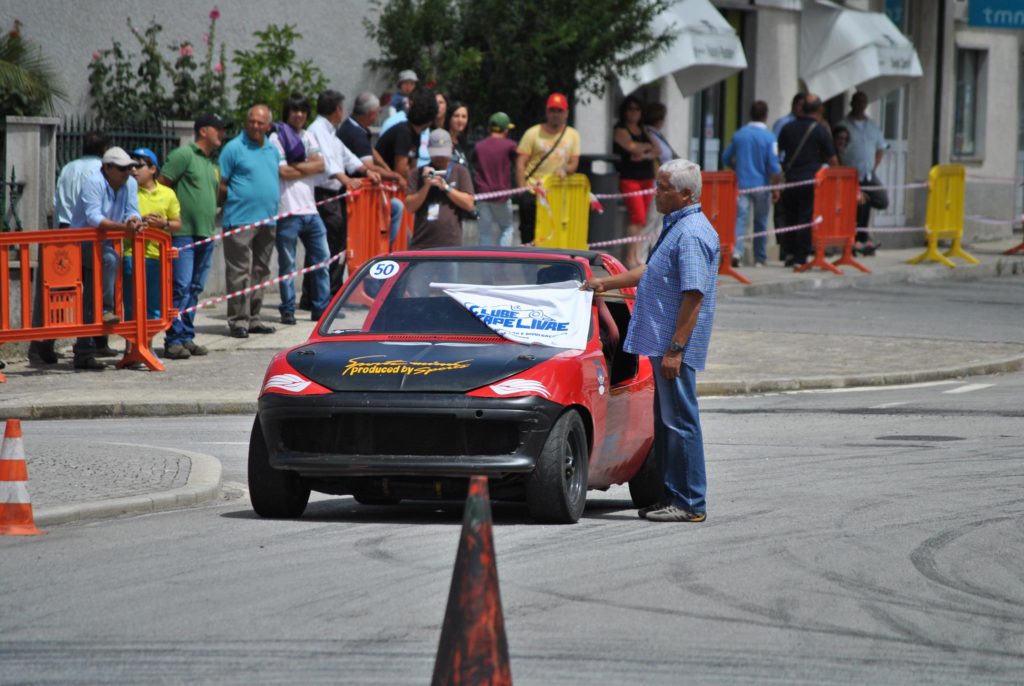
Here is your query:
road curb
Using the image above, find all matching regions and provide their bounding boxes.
[33,445,223,527]
[697,355,1024,396]
[1,401,259,420]
[717,258,1020,298]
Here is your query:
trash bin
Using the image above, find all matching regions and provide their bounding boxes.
[579,154,624,261]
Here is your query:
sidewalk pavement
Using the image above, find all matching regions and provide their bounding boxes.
[2,237,1023,527]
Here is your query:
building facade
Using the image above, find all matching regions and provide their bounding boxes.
[578,0,1023,240]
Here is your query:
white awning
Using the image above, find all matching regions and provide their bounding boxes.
[800,0,923,102]
[618,0,747,97]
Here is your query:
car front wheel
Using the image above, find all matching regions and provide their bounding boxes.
[526,410,588,524]
[248,416,310,518]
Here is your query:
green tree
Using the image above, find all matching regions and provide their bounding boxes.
[231,24,328,123]
[0,20,66,116]
[364,0,673,132]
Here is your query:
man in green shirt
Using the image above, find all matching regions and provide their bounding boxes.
[158,112,227,359]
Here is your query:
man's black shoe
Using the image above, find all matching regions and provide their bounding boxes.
[73,357,106,371]
[28,341,59,364]
[230,327,249,339]
[95,346,121,358]
[248,323,276,334]
[280,313,297,325]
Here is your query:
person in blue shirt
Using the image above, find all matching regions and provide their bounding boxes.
[219,104,281,338]
[722,100,782,266]
[771,92,805,139]
[30,131,109,365]
[69,146,142,370]
[583,159,719,523]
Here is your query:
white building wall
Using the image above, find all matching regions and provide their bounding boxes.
[2,0,385,117]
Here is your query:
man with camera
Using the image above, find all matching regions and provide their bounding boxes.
[405,129,474,249]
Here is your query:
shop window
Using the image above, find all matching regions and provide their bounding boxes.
[953,48,986,159]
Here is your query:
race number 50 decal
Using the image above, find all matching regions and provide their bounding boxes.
[370,260,399,279]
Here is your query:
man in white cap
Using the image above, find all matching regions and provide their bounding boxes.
[68,146,141,370]
[405,128,474,249]
[381,69,420,133]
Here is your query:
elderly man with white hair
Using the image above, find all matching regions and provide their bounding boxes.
[583,158,719,523]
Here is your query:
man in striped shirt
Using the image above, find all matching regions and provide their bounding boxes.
[583,159,719,523]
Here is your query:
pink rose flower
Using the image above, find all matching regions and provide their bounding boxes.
[214,63,223,74]
[209,7,220,20]
[180,44,193,57]
[92,51,101,62]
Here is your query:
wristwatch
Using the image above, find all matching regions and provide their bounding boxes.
[667,341,685,354]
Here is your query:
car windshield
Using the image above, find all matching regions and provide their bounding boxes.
[321,257,586,337]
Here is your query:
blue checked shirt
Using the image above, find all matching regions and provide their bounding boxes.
[624,204,719,370]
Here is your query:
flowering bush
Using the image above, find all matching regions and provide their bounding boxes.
[87,8,228,127]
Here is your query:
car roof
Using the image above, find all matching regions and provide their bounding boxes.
[398,246,607,266]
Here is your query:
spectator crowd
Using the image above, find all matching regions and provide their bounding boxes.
[30,69,885,372]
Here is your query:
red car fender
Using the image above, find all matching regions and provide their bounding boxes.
[259,349,332,397]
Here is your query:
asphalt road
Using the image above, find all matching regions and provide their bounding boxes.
[2,370,1022,685]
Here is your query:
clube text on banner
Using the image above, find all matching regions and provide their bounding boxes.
[432,281,593,350]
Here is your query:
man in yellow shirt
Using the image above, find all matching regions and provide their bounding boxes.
[125,147,180,322]
[515,92,581,244]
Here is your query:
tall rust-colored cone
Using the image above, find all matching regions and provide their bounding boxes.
[431,475,511,685]
[0,419,44,535]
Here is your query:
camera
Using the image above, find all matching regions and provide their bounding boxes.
[426,170,444,179]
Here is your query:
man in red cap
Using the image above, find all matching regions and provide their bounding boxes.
[515,92,581,244]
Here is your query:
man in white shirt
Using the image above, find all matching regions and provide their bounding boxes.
[306,90,380,295]
[269,93,327,324]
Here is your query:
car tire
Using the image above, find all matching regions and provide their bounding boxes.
[628,445,663,508]
[526,410,588,524]
[248,416,310,518]
[353,495,401,506]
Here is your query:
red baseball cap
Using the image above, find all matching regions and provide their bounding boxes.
[546,93,568,111]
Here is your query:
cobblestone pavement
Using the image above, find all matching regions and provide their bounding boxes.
[21,438,190,509]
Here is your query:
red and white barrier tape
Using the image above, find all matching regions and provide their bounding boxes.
[587,216,823,249]
[177,190,356,252]
[177,252,345,316]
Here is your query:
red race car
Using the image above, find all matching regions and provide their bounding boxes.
[250,247,658,523]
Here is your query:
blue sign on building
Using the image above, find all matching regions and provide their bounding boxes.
[969,0,1024,29]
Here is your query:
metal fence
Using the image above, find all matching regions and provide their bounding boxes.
[56,117,180,173]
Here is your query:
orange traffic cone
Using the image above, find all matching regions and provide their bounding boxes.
[431,476,511,686]
[0,419,44,535]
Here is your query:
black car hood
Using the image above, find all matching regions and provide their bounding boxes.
[287,340,564,393]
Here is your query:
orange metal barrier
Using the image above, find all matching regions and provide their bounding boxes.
[345,184,391,276]
[393,189,413,253]
[0,228,176,371]
[796,167,869,275]
[700,170,748,284]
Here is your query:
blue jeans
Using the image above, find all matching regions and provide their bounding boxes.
[650,358,707,513]
[389,197,404,246]
[165,235,214,346]
[73,239,119,363]
[735,191,771,263]
[476,199,514,246]
[277,214,330,316]
[122,256,162,321]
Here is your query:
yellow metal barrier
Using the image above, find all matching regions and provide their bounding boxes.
[908,164,979,268]
[534,173,591,249]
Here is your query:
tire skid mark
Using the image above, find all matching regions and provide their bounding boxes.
[516,585,1024,661]
[860,603,950,651]
[779,545,1024,625]
[910,516,1024,608]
